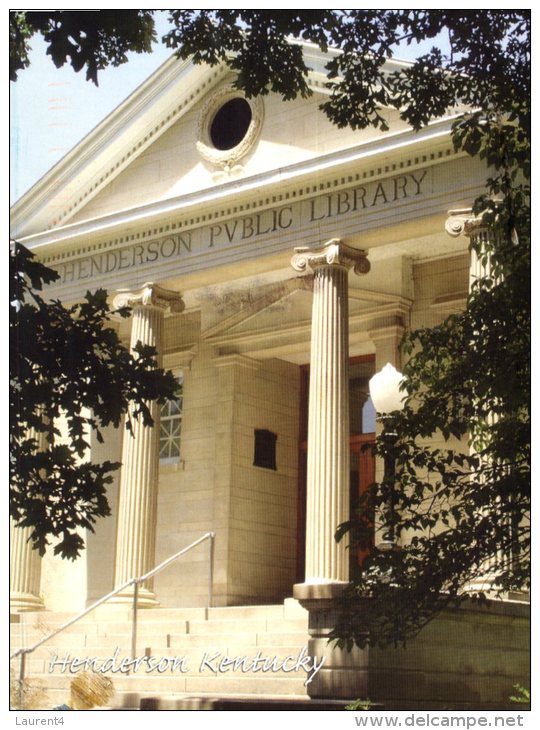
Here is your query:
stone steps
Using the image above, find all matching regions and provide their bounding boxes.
[12,637,311,659]
[11,600,312,710]
[11,631,309,652]
[34,689,346,712]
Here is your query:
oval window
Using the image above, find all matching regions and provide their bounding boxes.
[210,97,253,151]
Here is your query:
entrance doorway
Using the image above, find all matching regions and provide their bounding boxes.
[296,356,376,582]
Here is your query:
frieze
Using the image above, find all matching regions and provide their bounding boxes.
[53,169,429,285]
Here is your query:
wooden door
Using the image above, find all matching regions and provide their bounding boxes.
[349,433,376,580]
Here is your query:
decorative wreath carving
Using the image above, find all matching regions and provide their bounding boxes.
[196,84,264,170]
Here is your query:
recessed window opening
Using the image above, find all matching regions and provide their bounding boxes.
[253,429,277,470]
[210,97,252,150]
[159,375,183,464]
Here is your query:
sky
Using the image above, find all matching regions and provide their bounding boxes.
[9,10,451,205]
[10,11,173,204]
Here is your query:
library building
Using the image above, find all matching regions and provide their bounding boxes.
[10,44,529,710]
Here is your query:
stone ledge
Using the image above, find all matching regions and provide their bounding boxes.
[138,694,381,711]
[293,582,348,603]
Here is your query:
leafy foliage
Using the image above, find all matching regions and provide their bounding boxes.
[10,244,177,558]
[345,698,374,711]
[330,22,529,645]
[509,684,530,706]
[10,10,155,84]
[164,10,336,102]
[167,11,530,136]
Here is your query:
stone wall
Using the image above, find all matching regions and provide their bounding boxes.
[213,356,301,605]
[301,593,529,710]
[153,341,218,607]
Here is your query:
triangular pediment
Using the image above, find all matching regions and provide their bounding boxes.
[229,288,314,336]
[66,89,409,231]
[11,45,414,240]
[202,278,313,343]
[202,276,410,349]
[10,55,228,238]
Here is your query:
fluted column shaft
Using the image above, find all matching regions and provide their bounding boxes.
[112,283,183,605]
[446,210,503,583]
[10,428,47,612]
[10,522,44,612]
[307,264,350,581]
[292,240,370,584]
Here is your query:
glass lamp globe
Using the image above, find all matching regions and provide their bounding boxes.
[369,363,406,415]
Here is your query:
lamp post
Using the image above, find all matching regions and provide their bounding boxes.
[368,363,406,552]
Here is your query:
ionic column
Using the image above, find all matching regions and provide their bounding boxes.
[445,208,494,288]
[446,210,503,586]
[112,283,183,606]
[10,522,44,612]
[10,428,47,612]
[291,239,370,586]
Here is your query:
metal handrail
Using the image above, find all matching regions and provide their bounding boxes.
[11,531,215,708]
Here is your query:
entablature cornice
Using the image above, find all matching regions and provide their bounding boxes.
[14,122,488,307]
[349,289,412,310]
[163,346,198,372]
[368,323,407,344]
[430,291,468,312]
[212,353,261,372]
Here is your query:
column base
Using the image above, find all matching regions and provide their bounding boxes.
[293,581,348,603]
[10,592,45,613]
[108,586,159,608]
[293,581,369,700]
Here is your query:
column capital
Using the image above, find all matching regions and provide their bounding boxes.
[113,282,184,313]
[291,238,370,275]
[445,209,487,238]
